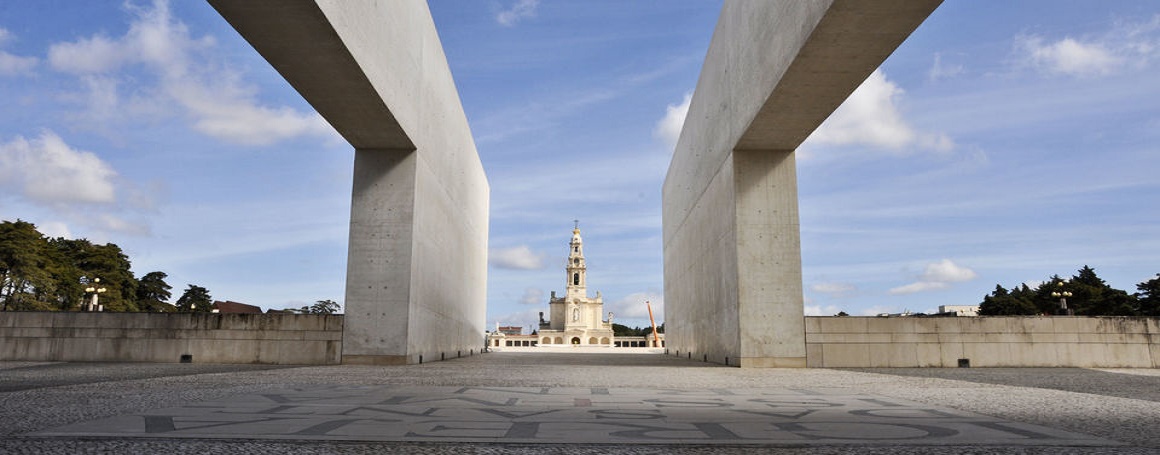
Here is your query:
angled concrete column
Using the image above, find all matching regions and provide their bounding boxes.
[663,0,940,367]
[211,1,488,364]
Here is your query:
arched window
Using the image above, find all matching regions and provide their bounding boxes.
[573,273,579,285]
[571,337,580,345]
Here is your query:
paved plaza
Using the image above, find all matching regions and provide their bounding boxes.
[1,352,1158,454]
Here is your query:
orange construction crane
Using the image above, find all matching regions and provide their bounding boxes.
[646,300,660,348]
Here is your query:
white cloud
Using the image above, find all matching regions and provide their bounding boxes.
[490,245,546,270]
[808,70,954,153]
[496,0,539,27]
[46,0,332,146]
[888,281,949,295]
[604,291,663,322]
[928,52,964,82]
[1015,15,1160,78]
[653,92,691,150]
[889,259,977,295]
[95,213,150,237]
[519,287,544,305]
[920,258,978,283]
[489,308,541,333]
[0,28,37,76]
[38,221,73,239]
[0,131,117,206]
[1018,36,1121,77]
[804,304,846,316]
[809,282,856,297]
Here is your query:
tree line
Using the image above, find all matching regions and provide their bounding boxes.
[0,219,338,314]
[979,265,1160,316]
[612,322,665,337]
[0,219,165,312]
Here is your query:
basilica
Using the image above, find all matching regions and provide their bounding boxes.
[535,225,615,345]
[487,226,663,349]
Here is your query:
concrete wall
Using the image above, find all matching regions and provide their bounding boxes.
[806,317,1160,368]
[662,0,941,367]
[0,312,342,364]
[210,1,489,365]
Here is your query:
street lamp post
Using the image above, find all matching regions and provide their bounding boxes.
[1051,281,1073,316]
[84,278,107,312]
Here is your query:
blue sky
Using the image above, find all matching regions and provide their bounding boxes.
[0,1,1157,331]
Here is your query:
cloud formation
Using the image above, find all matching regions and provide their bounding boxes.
[808,70,953,153]
[605,291,663,322]
[47,0,332,145]
[0,131,117,206]
[1018,36,1121,77]
[519,287,544,305]
[1015,15,1160,77]
[809,282,856,297]
[889,259,977,295]
[490,245,546,270]
[653,92,691,150]
[496,0,539,27]
[804,304,845,316]
[0,28,37,75]
[928,52,964,82]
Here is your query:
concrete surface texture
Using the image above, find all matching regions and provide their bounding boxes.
[662,0,942,367]
[0,312,342,364]
[2,353,1158,454]
[209,1,489,365]
[807,316,1160,368]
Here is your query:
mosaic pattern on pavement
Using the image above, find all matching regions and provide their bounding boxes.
[37,385,1116,446]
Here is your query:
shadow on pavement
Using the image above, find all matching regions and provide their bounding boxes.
[843,367,1160,402]
[0,362,298,393]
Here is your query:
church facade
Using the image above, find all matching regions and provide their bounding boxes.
[487,225,663,349]
[536,226,615,345]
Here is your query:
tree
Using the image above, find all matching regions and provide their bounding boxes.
[136,271,174,312]
[1135,274,1160,317]
[1060,266,1137,316]
[175,285,212,313]
[980,266,1143,316]
[978,284,1037,315]
[0,220,46,311]
[304,299,340,314]
[612,323,635,336]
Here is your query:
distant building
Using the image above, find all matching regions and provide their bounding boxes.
[498,325,523,336]
[939,305,980,316]
[211,300,262,314]
[487,225,664,349]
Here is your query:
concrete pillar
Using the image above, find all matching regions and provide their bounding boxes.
[662,0,940,367]
[733,150,804,367]
[210,0,488,365]
[342,149,416,363]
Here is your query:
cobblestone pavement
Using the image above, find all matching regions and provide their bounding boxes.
[1,353,1157,454]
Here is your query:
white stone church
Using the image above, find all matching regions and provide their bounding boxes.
[488,226,663,349]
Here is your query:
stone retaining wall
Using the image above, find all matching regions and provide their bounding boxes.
[0,312,342,364]
[806,316,1160,368]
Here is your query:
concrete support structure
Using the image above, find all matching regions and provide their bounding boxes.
[210,1,488,364]
[663,1,941,367]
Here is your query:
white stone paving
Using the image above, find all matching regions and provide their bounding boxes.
[2,352,1158,453]
[35,384,1118,446]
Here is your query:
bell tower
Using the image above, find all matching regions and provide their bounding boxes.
[566,220,586,300]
